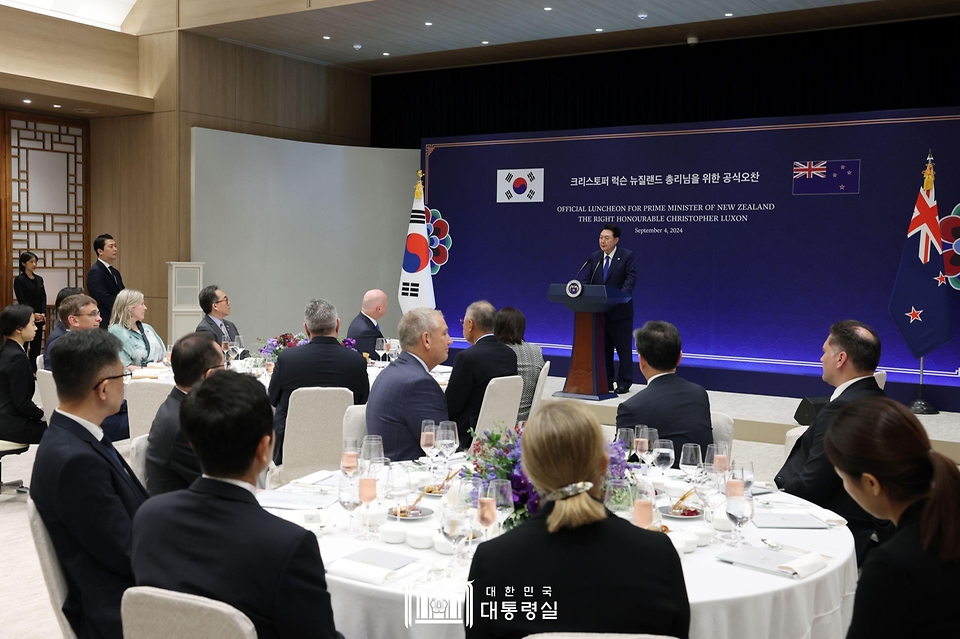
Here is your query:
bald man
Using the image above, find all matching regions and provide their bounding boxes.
[346,289,388,360]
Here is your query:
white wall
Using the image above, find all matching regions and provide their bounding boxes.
[191,128,420,346]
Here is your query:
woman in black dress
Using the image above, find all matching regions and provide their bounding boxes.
[13,251,46,372]
[0,304,46,443]
[825,397,960,639]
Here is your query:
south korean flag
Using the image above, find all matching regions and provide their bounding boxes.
[497,169,544,203]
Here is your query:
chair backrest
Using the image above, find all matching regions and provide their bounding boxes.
[121,586,256,639]
[874,370,887,390]
[280,387,353,485]
[524,633,680,639]
[126,380,175,440]
[36,354,44,371]
[710,411,734,456]
[37,369,59,423]
[475,375,524,436]
[128,434,149,485]
[26,497,78,639]
[342,404,367,442]
[527,360,551,419]
[784,425,809,461]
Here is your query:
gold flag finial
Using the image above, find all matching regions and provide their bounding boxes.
[923,151,935,191]
[414,169,424,199]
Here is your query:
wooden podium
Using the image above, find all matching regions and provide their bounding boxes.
[548,283,631,401]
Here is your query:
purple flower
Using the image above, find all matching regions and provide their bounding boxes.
[341,337,357,350]
[297,338,309,347]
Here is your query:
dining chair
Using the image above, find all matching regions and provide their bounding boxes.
[27,497,78,639]
[475,375,524,436]
[710,411,734,457]
[37,369,59,424]
[279,387,353,486]
[36,354,44,371]
[527,360,551,419]
[121,586,256,639]
[127,434,149,485]
[784,426,808,460]
[342,404,367,442]
[0,439,30,492]
[126,380,175,440]
[524,633,680,638]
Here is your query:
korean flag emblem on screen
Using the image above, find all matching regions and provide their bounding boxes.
[497,169,544,203]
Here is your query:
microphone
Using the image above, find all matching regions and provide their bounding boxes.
[589,257,602,284]
[573,258,590,282]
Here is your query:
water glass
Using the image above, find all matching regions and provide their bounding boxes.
[375,338,386,362]
[725,493,754,547]
[654,439,675,473]
[603,478,635,521]
[420,421,438,472]
[441,511,472,568]
[338,473,361,533]
[615,427,635,451]
[436,427,458,471]
[694,464,722,532]
[361,435,384,472]
[679,443,703,480]
[730,460,754,494]
[439,420,460,452]
[488,479,514,536]
[385,465,413,516]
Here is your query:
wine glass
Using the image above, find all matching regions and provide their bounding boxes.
[638,426,659,468]
[615,427,634,449]
[338,473,361,533]
[361,435,384,473]
[725,492,754,547]
[441,510,472,568]
[679,443,703,481]
[375,338,386,363]
[420,421,438,473]
[439,420,460,453]
[436,427,458,473]
[705,443,730,472]
[356,466,378,540]
[477,489,498,540]
[341,438,359,477]
[164,344,174,368]
[694,464,722,533]
[488,479,514,536]
[264,353,276,375]
[382,338,394,362]
[234,335,244,357]
[459,477,485,552]
[603,478,635,521]
[631,478,656,528]
[654,439,675,473]
[386,465,413,517]
[730,460,754,494]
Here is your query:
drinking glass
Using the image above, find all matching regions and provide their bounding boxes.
[164,344,174,368]
[441,510,472,568]
[382,338,394,361]
[730,460,754,494]
[459,477,485,551]
[631,424,649,462]
[375,338,386,362]
[338,473,361,533]
[705,443,730,472]
[477,492,498,540]
[679,443,703,480]
[436,427,458,472]
[264,354,276,375]
[341,438,359,477]
[638,426,659,468]
[615,427,634,452]
[631,479,656,528]
[225,341,238,365]
[439,420,460,453]
[694,464,722,533]
[356,467,378,540]
[386,465,413,517]
[725,493,754,547]
[361,435,384,472]
[488,479,514,536]
[420,421,438,472]
[234,335,244,355]
[603,478,635,521]
[654,439,675,473]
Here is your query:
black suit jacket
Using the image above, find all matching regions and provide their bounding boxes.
[467,501,690,639]
[846,500,960,639]
[30,411,149,639]
[346,312,384,360]
[86,261,124,326]
[0,339,45,441]
[581,247,637,321]
[145,388,200,495]
[195,314,249,358]
[616,373,713,465]
[132,478,341,639]
[44,321,69,370]
[267,336,369,436]
[445,335,518,449]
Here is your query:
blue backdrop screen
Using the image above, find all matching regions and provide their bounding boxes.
[422,109,960,388]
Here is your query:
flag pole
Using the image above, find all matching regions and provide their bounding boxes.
[909,356,939,414]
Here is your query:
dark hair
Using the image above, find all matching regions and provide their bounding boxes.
[633,320,681,371]
[827,320,880,372]
[58,294,97,325]
[55,286,84,309]
[494,307,527,345]
[50,330,123,402]
[18,251,38,274]
[180,370,274,477]
[825,397,960,561]
[93,234,114,255]
[198,285,220,314]
[172,332,223,387]
[0,304,36,337]
[602,223,621,239]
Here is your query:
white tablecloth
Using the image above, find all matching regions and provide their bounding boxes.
[269,479,857,639]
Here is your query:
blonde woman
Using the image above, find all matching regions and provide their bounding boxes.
[466,401,690,639]
[108,289,165,368]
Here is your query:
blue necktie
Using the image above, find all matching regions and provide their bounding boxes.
[603,255,610,282]
[101,435,122,467]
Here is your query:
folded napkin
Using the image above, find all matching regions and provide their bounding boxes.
[290,470,334,486]
[131,368,161,379]
[145,362,167,370]
[807,507,847,527]
[327,549,421,585]
[256,490,338,510]
[718,547,826,579]
[777,552,828,579]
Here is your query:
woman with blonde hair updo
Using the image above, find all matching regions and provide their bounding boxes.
[466,401,690,639]
[108,289,166,368]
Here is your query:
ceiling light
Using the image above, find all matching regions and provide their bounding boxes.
[481,41,489,45]
[725,13,733,17]
[53,104,61,108]
[383,52,390,56]
[323,36,330,40]
[544,6,552,10]
[595,28,603,32]
[638,13,648,20]
[425,22,432,26]
[23,99,31,104]
[353,44,362,50]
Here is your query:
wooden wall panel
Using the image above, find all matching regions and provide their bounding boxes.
[143,296,169,345]
[139,32,179,111]
[89,117,122,270]
[0,6,139,95]
[327,66,370,144]
[179,0,307,30]
[236,47,287,127]
[179,33,237,119]
[122,0,178,35]
[283,58,328,133]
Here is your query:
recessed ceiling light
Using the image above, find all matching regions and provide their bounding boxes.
[425,22,432,26]
[74,108,98,114]
[23,99,31,104]
[323,36,330,40]
[53,104,61,108]
[383,52,390,56]
[544,6,552,10]
[725,13,733,17]
[638,13,648,20]
[595,28,603,32]
[481,41,489,45]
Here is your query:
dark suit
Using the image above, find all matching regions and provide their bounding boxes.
[346,312,384,360]
[145,388,200,495]
[132,478,341,639]
[615,373,713,466]
[86,261,124,328]
[30,411,149,639]
[445,335,518,449]
[775,376,885,563]
[267,335,369,464]
[366,351,448,461]
[467,501,690,639]
[195,314,248,358]
[43,321,68,371]
[14,271,46,369]
[0,339,46,443]
[846,500,960,639]
[581,246,637,390]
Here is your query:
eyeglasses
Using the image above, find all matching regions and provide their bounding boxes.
[73,310,101,318]
[215,296,229,304]
[94,369,133,389]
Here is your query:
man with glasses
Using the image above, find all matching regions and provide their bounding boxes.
[30,329,149,639]
[42,287,84,371]
[145,332,225,494]
[196,284,247,358]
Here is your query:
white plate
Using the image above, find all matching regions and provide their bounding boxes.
[388,506,435,521]
[658,505,703,520]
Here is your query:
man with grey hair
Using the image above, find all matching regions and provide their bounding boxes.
[346,288,388,360]
[268,298,368,464]
[366,307,452,461]
[446,300,518,449]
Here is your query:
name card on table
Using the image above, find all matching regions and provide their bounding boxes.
[717,547,828,579]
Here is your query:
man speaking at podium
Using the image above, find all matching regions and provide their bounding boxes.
[580,224,637,394]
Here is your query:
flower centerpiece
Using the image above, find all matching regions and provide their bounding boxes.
[462,423,630,531]
[256,332,307,357]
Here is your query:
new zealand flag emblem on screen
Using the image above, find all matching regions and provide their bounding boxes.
[792,159,861,195]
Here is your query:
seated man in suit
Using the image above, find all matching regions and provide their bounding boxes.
[85,233,123,328]
[195,284,247,358]
[30,330,150,639]
[616,321,713,465]
[446,300,518,449]
[366,308,451,461]
[42,286,83,370]
[132,371,342,639]
[346,288,388,360]
[145,332,224,495]
[267,298,368,465]
[775,319,886,564]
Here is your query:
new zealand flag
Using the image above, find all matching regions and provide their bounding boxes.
[792,159,861,195]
